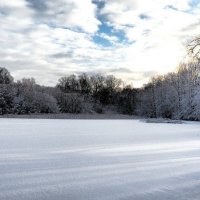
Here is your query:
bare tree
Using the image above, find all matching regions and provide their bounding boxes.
[79,73,92,94]
[57,75,80,93]
[187,35,200,61]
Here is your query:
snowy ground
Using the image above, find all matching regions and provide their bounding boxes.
[0,119,200,200]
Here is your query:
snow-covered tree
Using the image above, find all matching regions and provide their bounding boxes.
[0,67,13,84]
[0,85,15,114]
[136,61,200,120]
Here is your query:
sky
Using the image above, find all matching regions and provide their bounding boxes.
[0,0,200,87]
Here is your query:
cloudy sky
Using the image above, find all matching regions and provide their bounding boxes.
[0,0,200,87]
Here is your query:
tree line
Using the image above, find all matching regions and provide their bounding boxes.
[136,62,200,120]
[0,60,199,120]
[0,68,136,115]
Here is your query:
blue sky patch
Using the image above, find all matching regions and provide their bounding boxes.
[97,22,128,44]
[93,35,112,47]
[189,0,200,8]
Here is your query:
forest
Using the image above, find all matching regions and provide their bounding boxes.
[0,37,200,120]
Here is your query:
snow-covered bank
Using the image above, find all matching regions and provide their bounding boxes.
[0,119,200,200]
[0,113,141,119]
[143,118,184,124]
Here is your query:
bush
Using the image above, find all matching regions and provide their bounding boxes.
[56,93,83,113]
[93,104,103,114]
[13,92,59,114]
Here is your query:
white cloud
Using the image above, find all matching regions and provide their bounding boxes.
[0,0,34,31]
[99,0,200,86]
[0,0,200,87]
[27,0,101,33]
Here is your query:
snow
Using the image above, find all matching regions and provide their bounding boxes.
[0,119,200,200]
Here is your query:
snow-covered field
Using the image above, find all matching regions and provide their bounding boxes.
[0,119,200,200]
